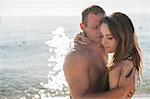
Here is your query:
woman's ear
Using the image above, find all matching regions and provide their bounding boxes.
[80,23,85,30]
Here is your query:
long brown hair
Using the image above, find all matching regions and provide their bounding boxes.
[100,12,143,76]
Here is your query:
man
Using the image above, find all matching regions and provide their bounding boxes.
[63,5,135,99]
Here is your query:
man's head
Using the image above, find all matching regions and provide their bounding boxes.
[80,5,105,44]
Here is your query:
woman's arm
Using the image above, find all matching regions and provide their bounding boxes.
[74,32,91,45]
[109,61,135,98]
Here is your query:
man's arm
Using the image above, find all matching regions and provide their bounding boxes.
[79,67,135,99]
[63,52,91,99]
[93,67,136,99]
[63,52,135,99]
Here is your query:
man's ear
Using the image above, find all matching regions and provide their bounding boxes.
[80,23,85,30]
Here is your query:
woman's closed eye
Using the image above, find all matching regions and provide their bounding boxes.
[107,37,113,40]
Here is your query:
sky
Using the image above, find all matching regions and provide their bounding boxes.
[0,0,150,16]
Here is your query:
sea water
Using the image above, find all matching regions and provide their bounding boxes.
[0,14,150,98]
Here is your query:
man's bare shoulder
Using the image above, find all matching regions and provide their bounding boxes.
[65,48,89,61]
[63,48,89,70]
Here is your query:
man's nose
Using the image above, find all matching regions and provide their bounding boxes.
[96,30,101,37]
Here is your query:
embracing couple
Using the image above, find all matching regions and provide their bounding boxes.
[63,5,142,99]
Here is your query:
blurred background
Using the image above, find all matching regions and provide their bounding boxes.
[0,0,150,98]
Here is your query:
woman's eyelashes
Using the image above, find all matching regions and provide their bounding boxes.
[99,31,114,40]
[107,37,113,40]
[100,34,113,40]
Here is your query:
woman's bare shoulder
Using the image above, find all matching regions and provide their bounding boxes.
[115,60,134,77]
[109,60,134,74]
[119,60,134,70]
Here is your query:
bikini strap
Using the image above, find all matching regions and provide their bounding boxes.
[125,66,135,77]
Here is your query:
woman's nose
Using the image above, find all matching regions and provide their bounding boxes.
[102,39,107,46]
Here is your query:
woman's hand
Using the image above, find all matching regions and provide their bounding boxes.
[126,86,135,98]
[118,67,136,98]
[74,32,91,45]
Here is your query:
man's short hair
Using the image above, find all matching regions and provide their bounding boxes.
[82,5,105,24]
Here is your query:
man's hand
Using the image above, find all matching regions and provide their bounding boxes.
[118,67,136,96]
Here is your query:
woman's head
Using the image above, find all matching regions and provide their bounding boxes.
[100,16,121,54]
[100,16,125,59]
[100,12,142,72]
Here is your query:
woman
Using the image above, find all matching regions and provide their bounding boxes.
[75,12,143,99]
